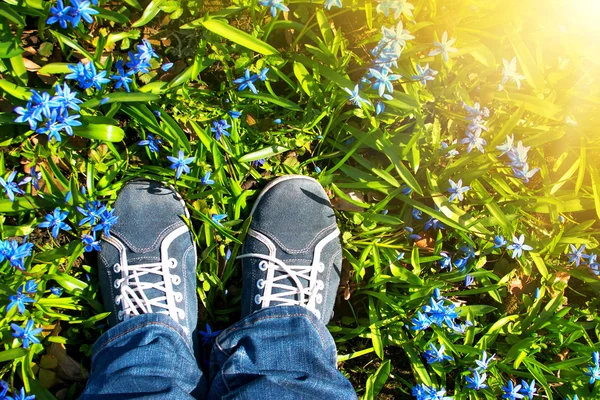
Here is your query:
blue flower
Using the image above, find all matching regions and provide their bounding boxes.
[201,171,215,186]
[454,257,469,273]
[439,252,452,271]
[411,63,438,86]
[344,84,371,107]
[53,82,82,114]
[252,159,265,168]
[422,343,453,364]
[257,68,269,81]
[39,208,72,238]
[475,350,496,371]
[411,208,422,220]
[50,286,63,296]
[136,39,159,63]
[199,323,222,346]
[465,370,488,390]
[375,101,385,115]
[211,119,232,140]
[324,0,342,9]
[82,234,101,252]
[0,171,29,202]
[424,217,445,231]
[161,62,174,72]
[258,0,289,17]
[110,60,134,92]
[405,226,421,240]
[7,387,36,400]
[507,234,533,259]
[428,31,458,62]
[56,113,81,137]
[513,163,540,183]
[225,248,232,261]
[167,150,195,179]
[519,379,537,399]
[567,244,589,267]
[211,213,228,226]
[502,379,524,400]
[68,0,99,27]
[464,102,490,121]
[0,380,7,398]
[31,90,60,118]
[411,384,452,400]
[401,185,413,195]
[460,127,487,153]
[496,134,515,156]
[369,67,401,96]
[585,351,600,385]
[410,311,431,331]
[23,280,38,294]
[6,241,34,270]
[7,287,35,314]
[47,0,72,28]
[77,200,107,226]
[464,274,475,287]
[86,62,110,90]
[138,134,163,153]
[494,235,507,248]
[126,51,151,74]
[14,100,43,130]
[92,208,119,237]
[228,110,242,119]
[447,178,470,202]
[374,22,414,57]
[233,68,259,93]
[11,319,43,348]
[273,118,282,124]
[507,141,530,168]
[588,253,599,275]
[66,61,109,90]
[35,111,63,142]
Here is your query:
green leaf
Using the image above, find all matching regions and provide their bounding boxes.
[363,359,390,400]
[0,348,28,362]
[293,61,314,96]
[506,29,545,91]
[37,62,72,75]
[72,124,125,142]
[0,3,25,26]
[0,79,29,100]
[94,6,130,23]
[131,0,164,27]
[589,165,600,221]
[81,92,160,108]
[238,146,289,163]
[200,18,279,55]
[50,30,95,62]
[0,41,23,59]
[237,92,302,111]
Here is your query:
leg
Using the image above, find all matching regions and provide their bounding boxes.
[208,175,356,399]
[81,180,205,399]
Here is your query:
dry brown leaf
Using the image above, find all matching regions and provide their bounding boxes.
[23,58,40,71]
[508,276,524,296]
[331,190,365,212]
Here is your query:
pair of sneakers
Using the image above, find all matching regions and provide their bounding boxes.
[97,176,343,347]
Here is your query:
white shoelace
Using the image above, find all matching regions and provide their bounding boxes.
[113,258,184,321]
[104,226,188,324]
[236,253,325,319]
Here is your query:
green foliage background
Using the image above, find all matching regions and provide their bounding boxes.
[0,0,599,398]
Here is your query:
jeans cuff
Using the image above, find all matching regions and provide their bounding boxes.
[91,313,192,358]
[215,305,335,350]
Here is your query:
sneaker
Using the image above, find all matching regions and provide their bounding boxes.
[238,175,342,323]
[97,180,198,344]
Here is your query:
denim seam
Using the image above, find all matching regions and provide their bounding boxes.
[93,321,192,358]
[113,221,184,253]
[216,312,328,351]
[257,223,337,254]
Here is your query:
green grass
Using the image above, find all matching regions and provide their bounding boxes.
[0,0,599,399]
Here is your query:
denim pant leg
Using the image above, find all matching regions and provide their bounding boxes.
[80,313,205,400]
[208,305,357,400]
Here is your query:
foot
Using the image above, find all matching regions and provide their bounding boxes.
[97,180,198,343]
[238,175,342,323]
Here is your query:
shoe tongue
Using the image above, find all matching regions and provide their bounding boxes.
[122,249,169,316]
[269,252,314,306]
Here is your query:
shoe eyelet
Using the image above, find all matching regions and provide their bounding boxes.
[114,279,122,289]
[257,279,264,289]
[172,276,181,285]
[169,258,178,268]
[113,263,121,273]
[177,309,186,320]
[316,294,323,304]
[117,310,124,320]
[174,292,183,302]
[254,294,262,304]
[318,262,325,273]
[115,295,122,305]
[317,280,324,290]
[258,261,268,271]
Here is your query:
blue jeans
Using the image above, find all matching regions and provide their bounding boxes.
[80,305,357,399]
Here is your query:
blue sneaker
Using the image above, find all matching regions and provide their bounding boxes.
[97,180,198,345]
[238,175,342,323]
